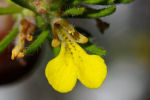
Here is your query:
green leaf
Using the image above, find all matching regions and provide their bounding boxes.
[73,0,105,5]
[72,0,115,5]
[11,0,35,11]
[0,27,18,54]
[84,45,106,56]
[97,0,114,5]
[67,6,116,18]
[115,0,134,3]
[83,0,105,4]
[83,6,116,18]
[65,0,133,6]
[63,7,85,16]
[52,46,61,57]
[24,30,49,55]
[0,6,23,15]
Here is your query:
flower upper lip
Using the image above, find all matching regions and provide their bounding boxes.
[51,18,88,48]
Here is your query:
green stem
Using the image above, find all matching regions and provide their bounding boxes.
[0,27,18,54]
[24,30,50,55]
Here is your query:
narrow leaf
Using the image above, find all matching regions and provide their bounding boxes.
[84,45,106,56]
[73,0,105,5]
[11,0,35,11]
[0,7,23,15]
[0,27,18,53]
[96,0,114,5]
[24,30,49,55]
[115,0,134,3]
[83,0,105,4]
[83,6,116,18]
[67,6,116,18]
[62,7,85,16]
[73,0,133,5]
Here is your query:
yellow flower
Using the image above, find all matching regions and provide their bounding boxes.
[45,19,107,93]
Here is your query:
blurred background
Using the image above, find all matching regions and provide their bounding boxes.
[0,0,150,100]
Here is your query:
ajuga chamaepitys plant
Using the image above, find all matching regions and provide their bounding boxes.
[0,0,133,93]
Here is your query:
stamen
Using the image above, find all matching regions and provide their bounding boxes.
[11,18,35,60]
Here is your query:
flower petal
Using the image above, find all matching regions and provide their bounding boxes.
[72,43,107,89]
[78,55,107,88]
[45,44,77,93]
